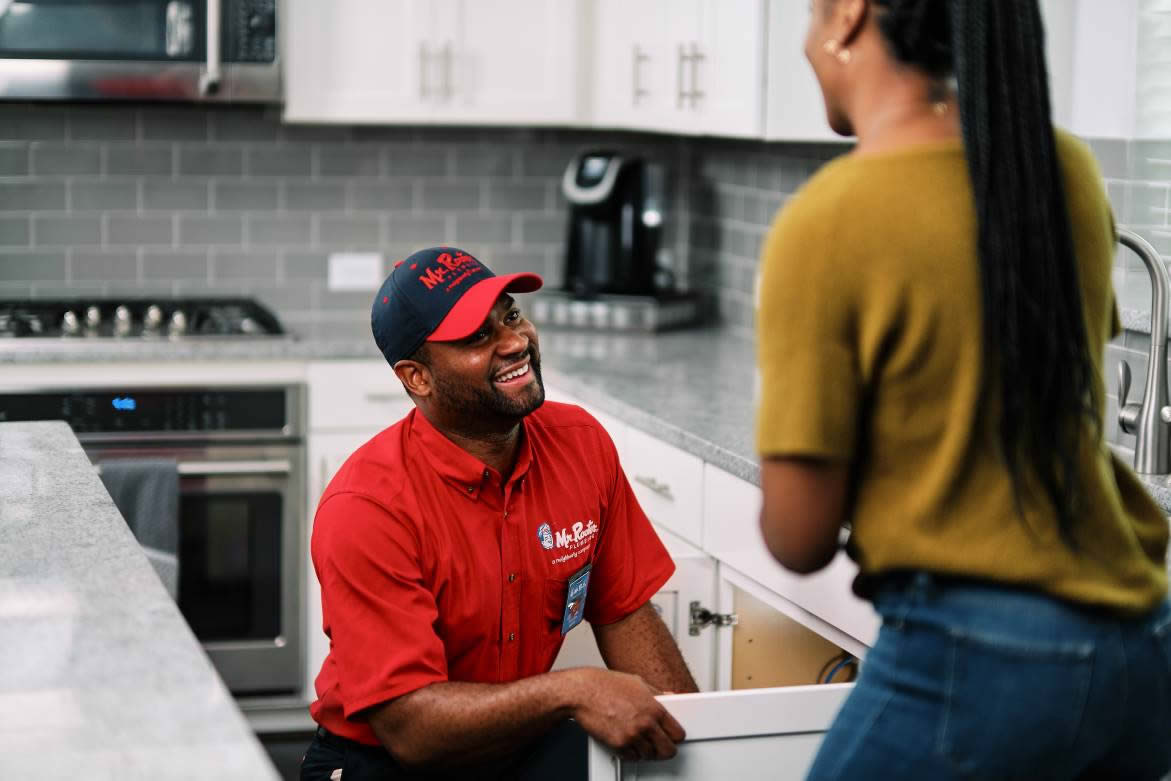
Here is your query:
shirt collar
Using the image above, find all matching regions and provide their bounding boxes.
[410,408,535,498]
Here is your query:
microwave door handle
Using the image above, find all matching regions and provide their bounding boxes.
[177,459,292,476]
[199,0,222,96]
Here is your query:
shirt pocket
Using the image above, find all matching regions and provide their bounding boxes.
[540,575,573,667]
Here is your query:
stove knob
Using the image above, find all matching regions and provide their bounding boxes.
[113,305,133,337]
[84,305,101,330]
[169,309,188,336]
[143,305,164,332]
[61,310,81,336]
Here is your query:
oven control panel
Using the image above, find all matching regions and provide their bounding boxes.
[0,388,289,435]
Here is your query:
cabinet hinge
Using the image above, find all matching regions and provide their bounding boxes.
[689,601,738,636]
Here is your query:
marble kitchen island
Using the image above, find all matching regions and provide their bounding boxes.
[0,420,279,780]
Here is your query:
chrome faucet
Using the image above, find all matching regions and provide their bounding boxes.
[1116,229,1171,474]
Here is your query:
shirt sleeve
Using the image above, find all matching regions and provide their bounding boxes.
[756,195,861,461]
[584,425,675,626]
[312,492,448,719]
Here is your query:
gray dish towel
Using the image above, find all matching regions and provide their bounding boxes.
[99,458,180,600]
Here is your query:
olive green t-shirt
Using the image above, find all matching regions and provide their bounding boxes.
[756,131,1168,613]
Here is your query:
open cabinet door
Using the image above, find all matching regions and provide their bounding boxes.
[585,684,851,780]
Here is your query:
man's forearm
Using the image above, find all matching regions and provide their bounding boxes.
[368,669,582,771]
[593,602,699,694]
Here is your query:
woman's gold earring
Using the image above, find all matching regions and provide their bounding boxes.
[837,48,852,65]
[823,39,840,56]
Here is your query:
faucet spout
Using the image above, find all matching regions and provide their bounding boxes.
[1116,229,1171,474]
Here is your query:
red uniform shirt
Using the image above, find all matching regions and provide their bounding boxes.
[309,401,675,745]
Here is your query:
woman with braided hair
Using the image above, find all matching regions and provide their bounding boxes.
[755,0,1171,777]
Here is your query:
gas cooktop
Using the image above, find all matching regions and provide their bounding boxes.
[0,298,285,339]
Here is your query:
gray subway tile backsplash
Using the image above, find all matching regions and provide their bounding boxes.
[211,250,279,281]
[31,144,102,176]
[105,145,174,176]
[69,109,138,142]
[352,183,413,212]
[454,213,513,245]
[248,147,312,177]
[178,214,244,246]
[0,250,66,280]
[317,215,381,248]
[178,146,244,177]
[0,146,28,176]
[214,181,280,212]
[318,147,383,178]
[71,181,138,212]
[70,250,138,282]
[248,215,313,247]
[34,215,102,246]
[141,250,209,282]
[285,182,347,212]
[0,106,66,140]
[0,216,29,246]
[141,108,209,142]
[0,103,1162,447]
[107,215,174,247]
[420,181,482,211]
[142,180,209,211]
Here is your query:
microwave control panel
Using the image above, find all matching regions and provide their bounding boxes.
[227,0,277,63]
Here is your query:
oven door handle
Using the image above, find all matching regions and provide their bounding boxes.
[177,459,291,477]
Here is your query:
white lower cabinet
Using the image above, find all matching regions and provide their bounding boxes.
[304,360,411,699]
[582,559,857,780]
[303,429,382,697]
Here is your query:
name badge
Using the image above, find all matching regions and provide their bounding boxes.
[561,564,591,636]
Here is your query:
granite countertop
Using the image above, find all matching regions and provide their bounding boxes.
[0,421,279,780]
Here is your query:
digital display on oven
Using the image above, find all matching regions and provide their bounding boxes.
[0,389,288,434]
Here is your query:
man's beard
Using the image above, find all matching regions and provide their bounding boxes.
[431,348,546,426]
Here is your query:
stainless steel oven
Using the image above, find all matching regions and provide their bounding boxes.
[0,384,305,696]
[0,0,279,101]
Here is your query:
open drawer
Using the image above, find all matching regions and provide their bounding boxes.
[582,562,861,780]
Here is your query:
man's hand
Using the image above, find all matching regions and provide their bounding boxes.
[565,667,686,761]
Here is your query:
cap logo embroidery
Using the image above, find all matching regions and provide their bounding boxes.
[418,250,481,291]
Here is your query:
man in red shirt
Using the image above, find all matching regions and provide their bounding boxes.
[303,246,697,780]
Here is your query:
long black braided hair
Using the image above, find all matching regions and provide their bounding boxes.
[874,0,1099,545]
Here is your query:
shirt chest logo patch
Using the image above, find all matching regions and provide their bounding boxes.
[537,519,599,564]
[537,522,554,550]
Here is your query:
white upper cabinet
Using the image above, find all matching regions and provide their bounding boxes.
[590,0,767,138]
[285,0,429,124]
[764,0,840,142]
[284,0,586,125]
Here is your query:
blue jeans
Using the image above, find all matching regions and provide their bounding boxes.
[806,573,1171,781]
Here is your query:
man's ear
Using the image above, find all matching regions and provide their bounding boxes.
[836,0,869,47]
[393,360,432,398]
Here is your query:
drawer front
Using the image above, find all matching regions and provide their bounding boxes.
[307,360,413,431]
[623,426,704,547]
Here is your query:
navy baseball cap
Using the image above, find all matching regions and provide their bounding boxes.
[371,246,543,366]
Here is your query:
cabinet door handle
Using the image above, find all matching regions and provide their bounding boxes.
[676,43,689,109]
[632,45,650,106]
[634,474,675,502]
[688,42,705,108]
[419,42,430,98]
[442,41,454,99]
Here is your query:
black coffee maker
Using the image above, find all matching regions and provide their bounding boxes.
[561,151,664,299]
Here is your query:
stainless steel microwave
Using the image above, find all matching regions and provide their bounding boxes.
[0,0,279,102]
